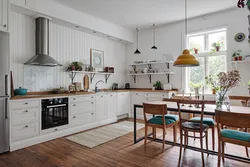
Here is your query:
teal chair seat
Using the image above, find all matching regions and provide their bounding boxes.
[156,114,179,122]
[190,117,215,126]
[148,117,176,125]
[221,129,250,142]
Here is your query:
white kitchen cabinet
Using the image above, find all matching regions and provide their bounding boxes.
[96,94,106,121]
[12,122,39,141]
[131,92,146,119]
[0,0,8,32]
[116,92,129,116]
[70,95,96,127]
[105,93,116,118]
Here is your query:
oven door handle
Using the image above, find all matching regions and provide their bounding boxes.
[46,104,67,108]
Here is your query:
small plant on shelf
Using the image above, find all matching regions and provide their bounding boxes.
[153,81,162,90]
[211,40,224,52]
[67,62,83,71]
[232,50,242,61]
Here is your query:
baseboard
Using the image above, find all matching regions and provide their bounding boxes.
[10,117,117,151]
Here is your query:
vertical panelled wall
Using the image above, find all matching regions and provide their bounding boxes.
[10,12,127,91]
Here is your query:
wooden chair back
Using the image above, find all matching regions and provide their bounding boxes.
[143,103,167,122]
[216,110,250,128]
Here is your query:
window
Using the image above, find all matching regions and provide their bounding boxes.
[185,28,227,93]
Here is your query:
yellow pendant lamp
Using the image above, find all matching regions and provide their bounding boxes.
[173,0,199,67]
[174,49,199,67]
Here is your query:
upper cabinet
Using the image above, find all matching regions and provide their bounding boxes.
[11,0,36,10]
[0,0,8,32]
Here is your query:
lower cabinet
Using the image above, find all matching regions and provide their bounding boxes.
[105,93,116,118]
[71,112,95,127]
[12,122,39,141]
[96,94,106,121]
[116,92,129,116]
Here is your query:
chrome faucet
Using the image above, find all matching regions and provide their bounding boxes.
[95,80,104,92]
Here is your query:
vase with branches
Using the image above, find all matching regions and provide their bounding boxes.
[205,70,241,110]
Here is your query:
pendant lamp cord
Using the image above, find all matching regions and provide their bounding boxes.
[153,24,155,45]
[185,0,187,36]
[136,28,139,48]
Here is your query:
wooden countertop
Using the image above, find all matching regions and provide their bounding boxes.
[10,89,177,100]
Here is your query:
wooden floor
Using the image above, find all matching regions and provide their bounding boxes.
[0,120,249,167]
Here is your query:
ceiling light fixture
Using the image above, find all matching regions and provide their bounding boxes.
[173,0,199,67]
[134,28,141,54]
[151,24,157,49]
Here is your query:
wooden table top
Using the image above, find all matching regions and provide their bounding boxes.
[142,101,250,115]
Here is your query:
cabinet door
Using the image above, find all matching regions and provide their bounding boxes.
[116,92,129,116]
[11,0,25,6]
[131,93,145,118]
[0,0,8,32]
[105,93,116,118]
[96,95,106,121]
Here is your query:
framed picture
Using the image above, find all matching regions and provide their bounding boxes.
[90,49,104,72]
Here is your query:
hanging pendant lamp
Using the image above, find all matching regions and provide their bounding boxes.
[173,0,199,67]
[151,24,157,49]
[134,28,141,54]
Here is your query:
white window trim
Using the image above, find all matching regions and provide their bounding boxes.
[182,28,228,94]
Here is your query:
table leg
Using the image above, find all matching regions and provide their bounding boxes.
[134,105,137,144]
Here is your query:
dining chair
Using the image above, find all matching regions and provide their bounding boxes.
[216,110,250,167]
[143,103,179,152]
[229,96,250,157]
[166,97,216,151]
[177,99,209,167]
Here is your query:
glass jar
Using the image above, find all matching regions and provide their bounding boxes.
[216,91,230,111]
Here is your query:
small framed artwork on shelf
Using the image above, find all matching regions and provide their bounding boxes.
[90,49,104,72]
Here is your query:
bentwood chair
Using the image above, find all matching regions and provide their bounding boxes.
[216,110,250,167]
[143,103,179,152]
[177,100,209,167]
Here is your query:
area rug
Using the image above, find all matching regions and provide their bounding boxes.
[66,121,144,148]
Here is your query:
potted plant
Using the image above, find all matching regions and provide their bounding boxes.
[211,40,223,52]
[232,50,242,61]
[205,75,219,94]
[67,62,83,71]
[153,81,162,90]
[194,48,199,54]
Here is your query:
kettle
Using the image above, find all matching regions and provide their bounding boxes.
[125,83,130,89]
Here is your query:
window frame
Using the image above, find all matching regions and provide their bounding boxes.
[183,28,228,94]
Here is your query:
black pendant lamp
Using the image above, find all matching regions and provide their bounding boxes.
[134,28,141,54]
[151,24,157,49]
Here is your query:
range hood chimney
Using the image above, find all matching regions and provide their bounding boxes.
[24,17,62,67]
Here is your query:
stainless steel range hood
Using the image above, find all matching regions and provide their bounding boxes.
[24,17,62,67]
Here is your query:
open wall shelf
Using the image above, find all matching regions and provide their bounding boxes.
[127,61,174,83]
[68,71,115,84]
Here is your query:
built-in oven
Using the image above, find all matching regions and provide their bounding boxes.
[41,97,69,130]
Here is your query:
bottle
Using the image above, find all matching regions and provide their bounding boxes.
[83,75,89,92]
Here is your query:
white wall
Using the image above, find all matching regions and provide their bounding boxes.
[10,12,127,91]
[126,8,250,95]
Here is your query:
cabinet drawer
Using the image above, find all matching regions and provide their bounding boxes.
[12,122,39,141]
[12,108,39,125]
[41,125,68,134]
[71,101,95,114]
[70,95,95,103]
[71,112,95,127]
[11,100,40,110]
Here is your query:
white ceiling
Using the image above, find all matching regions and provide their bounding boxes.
[54,0,237,29]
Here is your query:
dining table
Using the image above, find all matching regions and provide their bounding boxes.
[133,99,250,163]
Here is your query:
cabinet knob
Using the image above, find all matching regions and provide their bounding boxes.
[24,125,28,128]
[91,113,94,115]
[54,128,58,131]
[3,24,6,28]
[101,96,103,98]
[91,102,94,104]
[25,110,28,112]
[73,98,76,100]
[73,104,76,106]
[73,116,76,118]
[91,97,94,98]
[25,102,28,105]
